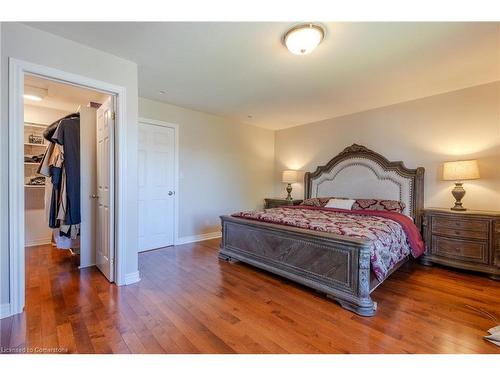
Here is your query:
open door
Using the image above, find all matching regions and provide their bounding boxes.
[80,106,97,268]
[95,97,115,281]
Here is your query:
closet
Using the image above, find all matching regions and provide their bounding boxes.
[23,74,114,280]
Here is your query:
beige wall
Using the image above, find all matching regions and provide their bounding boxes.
[139,98,275,239]
[25,105,69,125]
[275,81,500,211]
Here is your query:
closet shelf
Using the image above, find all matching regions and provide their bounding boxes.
[24,122,49,129]
[24,162,40,165]
[24,185,45,188]
[24,142,47,147]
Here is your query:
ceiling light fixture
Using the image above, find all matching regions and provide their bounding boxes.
[24,85,47,102]
[23,94,43,101]
[284,24,325,55]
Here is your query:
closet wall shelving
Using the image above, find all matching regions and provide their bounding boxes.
[24,122,48,188]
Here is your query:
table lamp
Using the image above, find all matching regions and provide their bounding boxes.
[442,160,480,211]
[282,170,298,201]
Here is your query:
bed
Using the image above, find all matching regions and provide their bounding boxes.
[219,144,425,316]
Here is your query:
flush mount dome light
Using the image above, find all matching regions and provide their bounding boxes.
[24,85,47,102]
[284,24,325,55]
[23,94,43,101]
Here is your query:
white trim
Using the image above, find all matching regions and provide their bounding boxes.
[0,304,11,319]
[113,92,129,286]
[138,117,180,248]
[9,59,25,316]
[24,238,51,247]
[176,231,222,245]
[123,271,141,285]
[7,58,133,317]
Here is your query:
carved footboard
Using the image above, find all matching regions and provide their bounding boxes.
[219,215,377,316]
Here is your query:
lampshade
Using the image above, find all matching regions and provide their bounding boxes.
[443,160,480,181]
[282,170,298,183]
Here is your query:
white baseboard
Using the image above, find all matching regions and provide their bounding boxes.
[0,303,11,319]
[25,238,51,247]
[123,271,141,285]
[175,231,221,245]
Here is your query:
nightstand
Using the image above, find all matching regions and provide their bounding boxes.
[421,208,500,280]
[264,198,303,209]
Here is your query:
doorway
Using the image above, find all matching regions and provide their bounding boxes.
[22,74,115,292]
[8,58,130,317]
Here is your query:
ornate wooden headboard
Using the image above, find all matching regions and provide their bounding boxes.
[304,144,425,228]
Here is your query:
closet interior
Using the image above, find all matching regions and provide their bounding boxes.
[24,74,112,273]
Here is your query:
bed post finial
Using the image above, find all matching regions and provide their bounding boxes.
[340,144,369,155]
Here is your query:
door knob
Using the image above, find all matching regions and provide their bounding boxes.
[90,194,99,199]
[168,191,174,196]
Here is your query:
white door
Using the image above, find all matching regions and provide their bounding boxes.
[138,122,175,252]
[96,97,115,281]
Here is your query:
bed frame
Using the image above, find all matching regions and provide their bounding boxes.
[219,144,425,316]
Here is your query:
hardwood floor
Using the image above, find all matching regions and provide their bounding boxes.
[1,239,499,354]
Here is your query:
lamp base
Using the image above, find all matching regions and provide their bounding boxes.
[450,182,467,211]
[285,183,293,201]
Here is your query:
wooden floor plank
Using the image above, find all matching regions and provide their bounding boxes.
[1,240,498,353]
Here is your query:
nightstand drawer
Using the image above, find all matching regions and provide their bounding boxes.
[432,217,488,232]
[264,198,302,209]
[431,236,488,264]
[431,226,488,240]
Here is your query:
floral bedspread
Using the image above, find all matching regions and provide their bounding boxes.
[233,206,422,281]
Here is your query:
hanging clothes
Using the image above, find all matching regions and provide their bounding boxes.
[37,112,81,249]
[51,113,81,225]
[48,145,64,228]
[37,112,78,176]
[42,113,78,141]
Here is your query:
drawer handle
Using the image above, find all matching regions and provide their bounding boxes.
[455,231,461,235]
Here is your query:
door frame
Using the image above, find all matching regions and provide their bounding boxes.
[138,118,179,247]
[8,58,129,317]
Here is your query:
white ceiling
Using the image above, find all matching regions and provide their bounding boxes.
[26,22,500,130]
[25,74,109,112]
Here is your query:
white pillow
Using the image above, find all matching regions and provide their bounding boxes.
[325,198,355,210]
